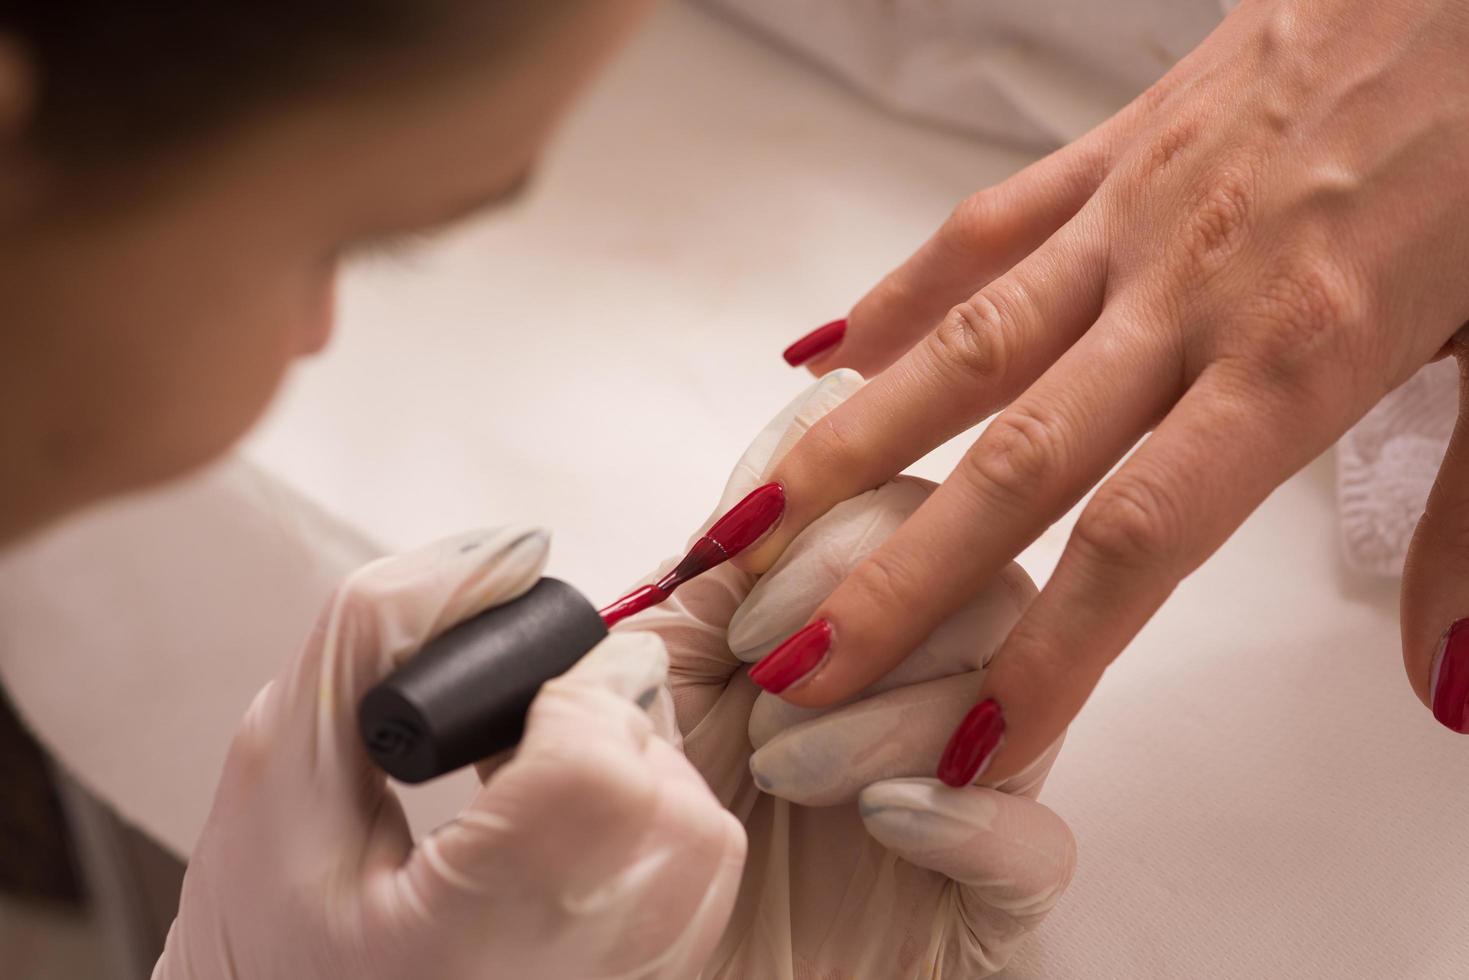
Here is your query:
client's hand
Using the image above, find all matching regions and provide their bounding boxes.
[620,372,1075,978]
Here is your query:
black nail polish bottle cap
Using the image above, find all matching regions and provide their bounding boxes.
[358,578,608,783]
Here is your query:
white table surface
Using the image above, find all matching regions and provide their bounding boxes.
[3,5,1467,977]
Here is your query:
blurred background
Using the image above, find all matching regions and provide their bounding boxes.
[6,3,1453,978]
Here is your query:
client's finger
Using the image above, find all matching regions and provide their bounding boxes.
[742,219,1108,575]
[730,479,1033,677]
[785,137,1111,376]
[750,672,1060,807]
[941,364,1342,786]
[749,305,1177,709]
[1402,352,1469,731]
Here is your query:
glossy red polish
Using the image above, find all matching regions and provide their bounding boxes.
[1431,618,1469,732]
[937,699,1005,787]
[749,620,832,693]
[599,483,786,627]
[655,482,785,593]
[599,584,670,628]
[782,318,847,367]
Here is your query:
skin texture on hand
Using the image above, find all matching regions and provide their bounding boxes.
[616,374,1075,978]
[738,0,1469,780]
[153,527,744,980]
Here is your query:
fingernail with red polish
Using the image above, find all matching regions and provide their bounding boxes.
[655,483,785,593]
[1431,619,1469,733]
[782,318,847,367]
[706,482,785,557]
[749,620,832,693]
[937,699,1005,787]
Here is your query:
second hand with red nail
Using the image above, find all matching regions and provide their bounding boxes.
[359,482,786,784]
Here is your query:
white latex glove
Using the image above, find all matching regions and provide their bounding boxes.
[154,527,744,980]
[619,372,1076,978]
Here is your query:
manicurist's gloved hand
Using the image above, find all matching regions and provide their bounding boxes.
[620,372,1075,978]
[154,528,744,980]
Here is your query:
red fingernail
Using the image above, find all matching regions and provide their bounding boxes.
[655,483,786,593]
[706,482,785,556]
[1431,619,1469,732]
[782,318,847,367]
[749,620,832,693]
[937,699,1005,787]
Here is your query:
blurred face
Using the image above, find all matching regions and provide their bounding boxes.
[0,1,653,543]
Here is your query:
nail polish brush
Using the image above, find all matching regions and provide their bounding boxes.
[359,483,783,783]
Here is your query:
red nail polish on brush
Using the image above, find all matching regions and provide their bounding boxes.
[1431,619,1469,733]
[937,699,1005,787]
[598,482,786,627]
[783,319,847,367]
[598,584,670,629]
[749,620,832,693]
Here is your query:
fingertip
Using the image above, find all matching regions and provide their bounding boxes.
[857,778,969,850]
[748,620,834,695]
[1428,619,1469,733]
[936,699,1006,788]
[1398,363,1469,727]
[781,318,847,367]
[858,776,946,818]
[860,776,1078,901]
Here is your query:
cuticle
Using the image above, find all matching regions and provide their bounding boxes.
[764,481,789,539]
[969,731,1006,784]
[776,651,831,695]
[1429,626,1452,706]
[774,620,834,695]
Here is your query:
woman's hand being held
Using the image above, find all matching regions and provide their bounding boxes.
[751,0,1469,781]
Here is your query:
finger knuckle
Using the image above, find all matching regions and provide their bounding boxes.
[929,294,1012,386]
[943,188,1003,255]
[1177,167,1257,277]
[224,712,274,785]
[847,548,924,606]
[962,405,1069,510]
[1249,249,1365,365]
[802,410,863,473]
[779,411,867,500]
[1072,477,1184,571]
[1139,117,1203,177]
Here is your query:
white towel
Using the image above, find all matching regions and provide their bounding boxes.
[1337,359,1458,577]
[695,0,1233,148]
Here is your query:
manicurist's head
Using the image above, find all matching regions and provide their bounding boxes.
[0,1,652,544]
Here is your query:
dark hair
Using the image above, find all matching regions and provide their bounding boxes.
[0,3,457,162]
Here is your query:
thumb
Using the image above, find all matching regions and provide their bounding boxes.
[1402,352,1469,733]
[236,527,548,855]
[274,527,550,777]
[421,632,674,902]
[859,778,1075,952]
[205,527,550,894]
